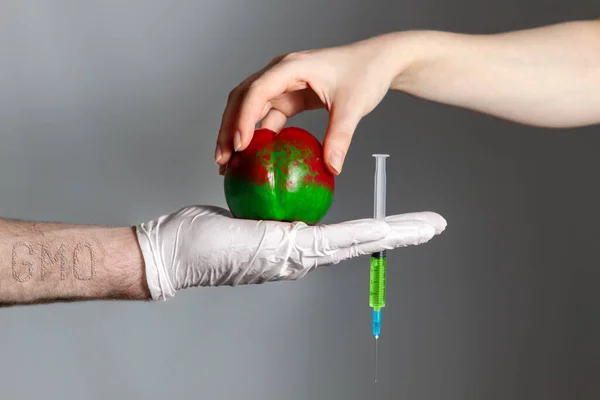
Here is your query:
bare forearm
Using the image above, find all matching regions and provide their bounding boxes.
[0,219,150,305]
[391,20,600,128]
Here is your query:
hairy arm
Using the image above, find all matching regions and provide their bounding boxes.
[0,219,150,305]
[393,19,600,128]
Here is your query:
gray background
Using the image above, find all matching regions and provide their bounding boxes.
[0,1,598,399]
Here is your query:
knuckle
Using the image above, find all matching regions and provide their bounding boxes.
[271,53,287,63]
[227,87,239,102]
[281,51,304,63]
[247,80,266,98]
[247,79,261,90]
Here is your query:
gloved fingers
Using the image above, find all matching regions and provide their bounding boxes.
[203,205,233,218]
[293,211,447,253]
[314,220,438,267]
[169,205,233,219]
[294,218,391,252]
[385,212,447,234]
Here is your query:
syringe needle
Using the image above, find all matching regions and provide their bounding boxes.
[374,337,378,383]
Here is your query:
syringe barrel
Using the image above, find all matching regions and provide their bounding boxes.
[372,154,389,220]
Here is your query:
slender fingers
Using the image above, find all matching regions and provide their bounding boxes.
[321,93,364,175]
[216,72,260,166]
[216,63,306,168]
[234,63,310,153]
[259,90,317,131]
[260,109,288,132]
[216,54,287,166]
[216,88,319,176]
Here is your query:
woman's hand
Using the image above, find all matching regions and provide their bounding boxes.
[136,205,446,301]
[216,20,600,173]
[215,33,408,175]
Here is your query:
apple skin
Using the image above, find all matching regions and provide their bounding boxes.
[223,126,335,225]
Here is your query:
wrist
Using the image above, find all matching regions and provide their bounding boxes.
[384,30,444,92]
[134,220,178,301]
[104,226,150,300]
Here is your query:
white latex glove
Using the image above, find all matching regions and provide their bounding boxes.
[135,205,446,301]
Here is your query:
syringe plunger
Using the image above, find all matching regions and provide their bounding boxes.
[373,154,389,221]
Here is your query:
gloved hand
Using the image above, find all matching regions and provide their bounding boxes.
[135,205,446,301]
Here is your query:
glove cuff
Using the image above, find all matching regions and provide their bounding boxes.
[135,221,176,301]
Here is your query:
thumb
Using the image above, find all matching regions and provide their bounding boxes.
[322,98,362,175]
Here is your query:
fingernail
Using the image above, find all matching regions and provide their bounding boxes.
[329,150,344,174]
[234,131,241,151]
[214,145,222,164]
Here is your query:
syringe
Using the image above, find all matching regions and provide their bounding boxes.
[370,153,389,383]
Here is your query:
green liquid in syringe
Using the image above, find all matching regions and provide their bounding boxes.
[369,251,387,310]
